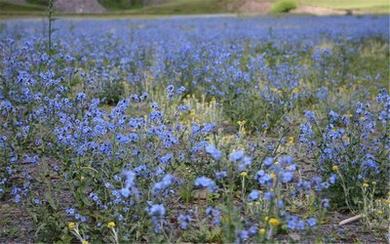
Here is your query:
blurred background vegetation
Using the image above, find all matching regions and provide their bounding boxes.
[0,0,389,16]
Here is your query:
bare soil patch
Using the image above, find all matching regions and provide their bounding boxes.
[54,0,105,13]
[291,6,349,16]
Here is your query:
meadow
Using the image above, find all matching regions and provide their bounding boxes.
[0,15,389,242]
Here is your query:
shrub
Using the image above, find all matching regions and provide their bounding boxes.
[271,0,297,14]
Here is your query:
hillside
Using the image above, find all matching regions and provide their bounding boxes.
[0,0,389,15]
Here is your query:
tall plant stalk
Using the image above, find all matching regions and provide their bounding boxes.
[48,0,54,54]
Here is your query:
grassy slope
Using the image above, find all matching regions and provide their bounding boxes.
[121,0,390,14]
[298,0,389,10]
[124,0,230,15]
[0,1,45,11]
[0,0,389,15]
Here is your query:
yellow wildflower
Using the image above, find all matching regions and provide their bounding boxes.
[259,228,266,235]
[240,172,248,178]
[287,136,294,144]
[107,221,116,229]
[237,120,246,126]
[292,87,300,94]
[332,165,339,172]
[268,217,281,227]
[68,222,76,231]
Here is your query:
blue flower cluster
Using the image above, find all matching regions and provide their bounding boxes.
[0,15,388,242]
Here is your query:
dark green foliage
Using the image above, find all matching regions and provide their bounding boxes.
[98,0,144,9]
[26,0,49,5]
[0,1,45,11]
[271,0,297,13]
[98,81,125,105]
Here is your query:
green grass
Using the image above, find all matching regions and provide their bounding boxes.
[124,0,230,15]
[0,1,45,12]
[298,0,390,10]
[271,0,297,13]
[103,0,390,15]
[98,0,143,10]
[0,0,389,16]
[26,0,49,5]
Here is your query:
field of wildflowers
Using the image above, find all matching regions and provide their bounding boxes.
[0,16,389,243]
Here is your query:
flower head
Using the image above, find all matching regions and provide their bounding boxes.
[107,221,116,229]
[259,228,266,235]
[268,217,281,227]
[68,222,76,231]
[332,165,339,172]
[194,176,217,192]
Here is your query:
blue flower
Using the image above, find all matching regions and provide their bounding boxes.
[215,171,227,180]
[238,230,249,241]
[256,170,272,186]
[248,190,260,201]
[120,188,131,198]
[153,174,176,195]
[281,171,294,183]
[316,87,328,100]
[205,144,222,160]
[264,191,274,201]
[178,214,191,230]
[229,150,244,162]
[279,155,294,165]
[159,153,173,164]
[205,207,221,225]
[306,217,317,227]
[304,110,316,123]
[201,123,216,134]
[263,157,274,167]
[147,204,166,217]
[194,176,217,192]
[328,174,337,184]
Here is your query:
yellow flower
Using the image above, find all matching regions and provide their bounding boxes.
[332,165,339,172]
[268,217,281,227]
[259,228,266,235]
[270,87,278,93]
[237,120,246,126]
[362,182,369,188]
[68,222,76,231]
[107,221,116,229]
[287,136,294,144]
[240,172,248,178]
[270,172,276,180]
[81,241,89,244]
[292,87,300,94]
